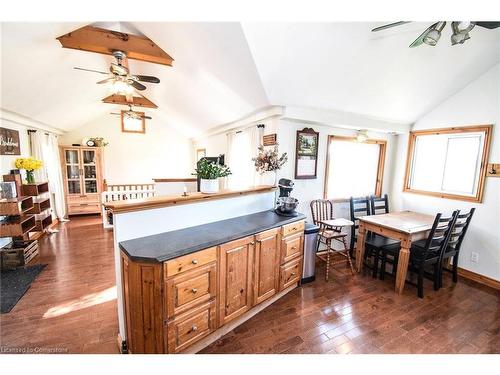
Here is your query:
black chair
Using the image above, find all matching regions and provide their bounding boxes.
[404,211,458,298]
[439,208,475,286]
[370,194,390,215]
[349,196,400,277]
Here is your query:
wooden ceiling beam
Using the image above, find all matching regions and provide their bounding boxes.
[102,94,158,108]
[57,25,174,67]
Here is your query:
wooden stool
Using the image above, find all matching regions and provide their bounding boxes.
[317,218,355,281]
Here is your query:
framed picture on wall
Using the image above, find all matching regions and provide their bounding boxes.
[0,127,21,155]
[295,127,319,179]
[196,148,206,161]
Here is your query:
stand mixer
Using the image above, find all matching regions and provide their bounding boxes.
[274,178,299,217]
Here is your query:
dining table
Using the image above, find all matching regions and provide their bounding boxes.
[355,210,435,294]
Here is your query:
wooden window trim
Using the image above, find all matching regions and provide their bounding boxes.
[121,111,146,134]
[323,135,386,200]
[403,125,493,203]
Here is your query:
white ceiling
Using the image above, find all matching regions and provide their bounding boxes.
[1,22,499,136]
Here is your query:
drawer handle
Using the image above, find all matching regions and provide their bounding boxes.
[292,227,297,231]
[290,272,295,276]
[191,259,198,265]
[191,325,198,332]
[191,288,198,294]
[291,246,297,251]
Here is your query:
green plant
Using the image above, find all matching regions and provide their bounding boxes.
[193,159,231,180]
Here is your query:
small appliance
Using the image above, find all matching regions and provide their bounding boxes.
[275,178,299,217]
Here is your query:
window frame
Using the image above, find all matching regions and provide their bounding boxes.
[403,125,492,203]
[323,135,387,201]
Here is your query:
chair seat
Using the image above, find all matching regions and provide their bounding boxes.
[319,230,347,239]
[365,232,400,250]
[410,240,440,261]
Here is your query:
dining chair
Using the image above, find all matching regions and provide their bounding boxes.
[310,199,353,281]
[349,196,400,278]
[439,208,475,287]
[370,194,389,215]
[403,211,459,298]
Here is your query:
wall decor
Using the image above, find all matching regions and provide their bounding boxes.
[295,127,319,179]
[0,127,21,155]
[263,133,277,146]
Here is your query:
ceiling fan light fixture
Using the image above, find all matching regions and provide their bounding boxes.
[112,80,134,95]
[123,115,143,132]
[451,22,473,46]
[423,21,446,46]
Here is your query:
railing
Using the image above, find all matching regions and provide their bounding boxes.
[101,181,156,228]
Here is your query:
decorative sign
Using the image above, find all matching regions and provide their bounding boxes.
[0,127,21,155]
[263,133,277,146]
[295,127,319,179]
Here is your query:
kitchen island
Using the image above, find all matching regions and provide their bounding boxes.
[104,185,305,354]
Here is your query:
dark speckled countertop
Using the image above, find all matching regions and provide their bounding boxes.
[119,210,306,262]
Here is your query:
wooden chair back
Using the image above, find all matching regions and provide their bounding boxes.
[420,211,459,260]
[310,199,334,226]
[370,194,389,215]
[349,196,370,250]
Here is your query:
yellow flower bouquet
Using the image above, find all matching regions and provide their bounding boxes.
[15,157,43,184]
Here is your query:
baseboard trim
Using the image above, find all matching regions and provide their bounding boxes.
[457,267,500,290]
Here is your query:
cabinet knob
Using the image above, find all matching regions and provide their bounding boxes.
[292,227,297,231]
[191,259,198,265]
[290,272,295,276]
[191,288,198,294]
[291,246,296,251]
[191,325,198,332]
[249,241,255,245]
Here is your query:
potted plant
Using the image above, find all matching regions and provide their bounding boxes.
[193,159,232,194]
[15,157,43,184]
[252,144,288,186]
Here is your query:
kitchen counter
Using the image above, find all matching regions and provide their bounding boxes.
[119,210,306,263]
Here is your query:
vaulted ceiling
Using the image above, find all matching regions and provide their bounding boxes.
[1,22,499,136]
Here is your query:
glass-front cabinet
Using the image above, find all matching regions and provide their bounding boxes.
[60,146,103,215]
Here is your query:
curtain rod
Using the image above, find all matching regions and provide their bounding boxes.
[27,129,52,136]
[234,123,265,134]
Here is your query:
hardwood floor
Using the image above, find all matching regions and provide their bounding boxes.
[1,216,498,354]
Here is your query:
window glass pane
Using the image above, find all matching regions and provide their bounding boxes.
[326,140,380,199]
[410,135,447,192]
[442,135,482,195]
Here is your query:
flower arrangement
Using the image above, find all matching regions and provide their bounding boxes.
[192,159,232,180]
[252,144,288,174]
[90,137,109,147]
[15,157,43,184]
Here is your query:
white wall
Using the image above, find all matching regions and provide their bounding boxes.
[0,119,31,177]
[277,120,397,225]
[392,63,500,281]
[61,115,194,184]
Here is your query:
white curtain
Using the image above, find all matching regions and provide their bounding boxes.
[29,131,67,220]
[226,126,263,189]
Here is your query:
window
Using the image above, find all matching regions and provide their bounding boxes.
[404,125,492,202]
[324,136,386,200]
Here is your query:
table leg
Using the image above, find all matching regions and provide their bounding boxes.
[355,224,366,273]
[395,237,411,294]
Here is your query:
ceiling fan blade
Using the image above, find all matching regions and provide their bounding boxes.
[475,21,500,29]
[371,21,412,32]
[74,67,108,75]
[97,78,114,84]
[110,63,129,76]
[110,112,121,115]
[130,80,147,91]
[143,116,152,120]
[134,75,160,84]
[409,23,437,48]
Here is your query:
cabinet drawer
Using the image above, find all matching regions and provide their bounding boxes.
[165,300,216,353]
[281,233,303,264]
[164,247,217,277]
[282,220,305,238]
[279,257,302,291]
[68,195,100,204]
[68,203,100,214]
[165,263,217,318]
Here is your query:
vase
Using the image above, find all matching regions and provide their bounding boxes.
[26,170,35,184]
[262,171,278,186]
[200,178,219,194]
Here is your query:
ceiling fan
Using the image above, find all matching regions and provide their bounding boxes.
[110,105,152,120]
[74,50,160,93]
[372,21,500,47]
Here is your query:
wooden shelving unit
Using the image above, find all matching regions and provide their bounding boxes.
[21,182,53,234]
[0,214,36,237]
[0,196,34,216]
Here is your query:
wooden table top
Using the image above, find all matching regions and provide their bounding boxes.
[359,211,435,234]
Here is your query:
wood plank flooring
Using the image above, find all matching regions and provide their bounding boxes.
[1,216,498,354]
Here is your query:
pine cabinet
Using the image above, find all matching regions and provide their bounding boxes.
[60,146,104,215]
[218,235,254,326]
[253,228,280,305]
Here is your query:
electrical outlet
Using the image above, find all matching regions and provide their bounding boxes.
[470,252,479,263]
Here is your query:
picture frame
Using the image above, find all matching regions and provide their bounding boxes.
[295,127,319,179]
[0,127,21,155]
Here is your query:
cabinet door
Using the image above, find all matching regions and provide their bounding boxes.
[218,235,254,326]
[253,228,280,305]
[81,148,98,194]
[64,149,82,195]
